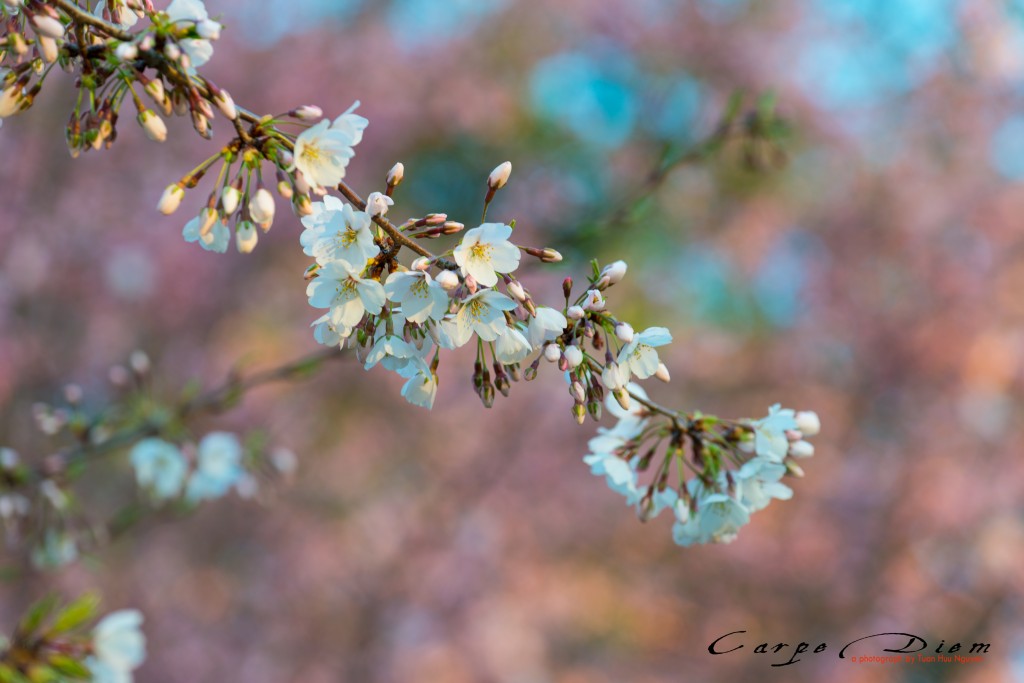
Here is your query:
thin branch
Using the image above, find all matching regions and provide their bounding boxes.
[41,347,345,478]
[49,0,133,41]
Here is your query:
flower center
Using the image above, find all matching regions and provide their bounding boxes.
[411,278,429,299]
[465,299,486,321]
[470,242,493,261]
[301,143,323,164]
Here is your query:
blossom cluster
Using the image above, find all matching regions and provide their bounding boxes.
[131,431,255,503]
[0,594,146,683]
[586,396,820,546]
[0,0,822,567]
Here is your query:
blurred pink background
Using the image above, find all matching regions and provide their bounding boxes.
[2,0,1024,681]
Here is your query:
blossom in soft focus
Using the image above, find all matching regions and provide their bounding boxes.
[165,0,219,67]
[185,432,244,502]
[182,212,228,253]
[452,223,521,287]
[752,404,798,462]
[97,0,139,28]
[88,610,146,679]
[734,457,792,512]
[616,326,672,380]
[130,438,187,500]
[673,489,751,547]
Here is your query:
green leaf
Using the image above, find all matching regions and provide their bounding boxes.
[18,595,59,637]
[756,90,777,121]
[48,593,99,635]
[722,90,745,126]
[0,664,31,683]
[47,655,91,679]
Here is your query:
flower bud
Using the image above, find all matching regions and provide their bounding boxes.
[488,161,512,189]
[614,322,634,343]
[138,109,167,142]
[387,162,404,188]
[0,81,22,117]
[291,105,323,120]
[570,381,586,404]
[129,350,150,374]
[584,289,606,312]
[163,42,181,61]
[157,183,185,215]
[572,403,586,425]
[655,363,670,383]
[38,35,58,63]
[788,440,815,459]
[115,42,138,61]
[436,269,459,291]
[214,89,237,120]
[292,194,313,219]
[795,411,821,437]
[673,499,690,524]
[0,447,18,470]
[196,19,221,40]
[541,248,562,263]
[220,184,241,215]
[441,221,464,235]
[365,191,393,217]
[507,280,526,302]
[613,388,630,411]
[411,257,431,272]
[144,78,164,104]
[567,305,585,320]
[543,343,561,363]
[601,260,627,285]
[293,170,311,195]
[587,400,602,421]
[563,345,583,369]
[786,460,805,478]
[198,207,218,236]
[236,221,258,253]
[31,15,65,40]
[276,172,294,199]
[9,33,27,56]
[249,187,275,225]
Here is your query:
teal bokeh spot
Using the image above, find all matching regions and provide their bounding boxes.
[529,51,639,150]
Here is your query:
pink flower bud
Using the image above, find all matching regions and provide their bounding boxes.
[543,344,561,363]
[436,270,460,291]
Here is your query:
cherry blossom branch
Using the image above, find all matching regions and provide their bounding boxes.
[34,346,343,481]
